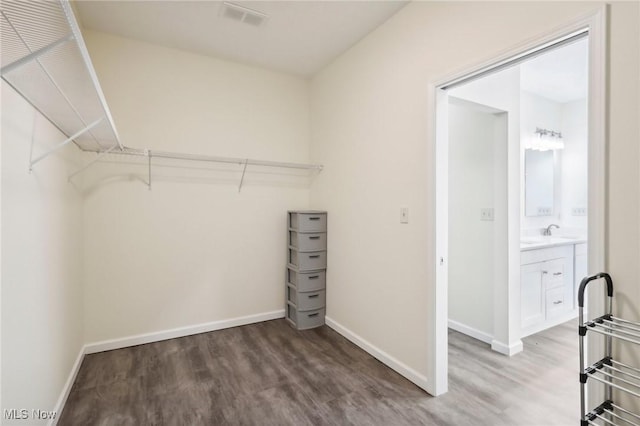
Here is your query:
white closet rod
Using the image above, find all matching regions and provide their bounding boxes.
[70,146,323,192]
[113,147,324,171]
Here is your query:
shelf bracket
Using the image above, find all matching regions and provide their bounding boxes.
[29,117,104,172]
[0,33,74,76]
[238,159,249,193]
[147,150,152,190]
[67,145,117,182]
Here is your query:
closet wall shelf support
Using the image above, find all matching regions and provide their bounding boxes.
[147,151,152,190]
[30,117,103,172]
[238,159,249,193]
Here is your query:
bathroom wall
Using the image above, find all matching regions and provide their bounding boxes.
[560,99,588,231]
[520,91,588,234]
[447,67,520,352]
[520,91,563,231]
[448,100,504,341]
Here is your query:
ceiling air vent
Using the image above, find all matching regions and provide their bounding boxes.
[220,2,268,27]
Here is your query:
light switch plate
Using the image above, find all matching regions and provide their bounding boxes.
[480,208,494,221]
[572,207,587,216]
[400,207,409,224]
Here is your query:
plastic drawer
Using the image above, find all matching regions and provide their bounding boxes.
[287,269,325,292]
[289,212,327,233]
[288,249,327,271]
[289,231,327,252]
[287,286,325,311]
[286,304,325,330]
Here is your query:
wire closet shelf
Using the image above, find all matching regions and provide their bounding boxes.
[579,273,640,426]
[1,0,322,187]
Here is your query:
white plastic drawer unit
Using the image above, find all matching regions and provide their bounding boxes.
[288,211,327,233]
[289,231,327,252]
[287,286,326,311]
[288,249,327,271]
[287,269,325,292]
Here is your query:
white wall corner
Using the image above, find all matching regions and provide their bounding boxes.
[325,316,430,394]
[490,338,523,356]
[49,345,86,426]
[84,310,285,354]
[448,319,493,344]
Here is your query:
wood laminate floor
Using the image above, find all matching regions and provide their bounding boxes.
[59,319,577,425]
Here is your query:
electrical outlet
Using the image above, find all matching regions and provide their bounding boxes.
[572,207,587,216]
[400,207,409,224]
[537,207,552,216]
[480,208,494,221]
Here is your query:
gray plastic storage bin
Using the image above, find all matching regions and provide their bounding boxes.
[288,249,327,271]
[288,212,327,233]
[286,304,325,330]
[287,269,325,292]
[286,210,327,330]
[289,231,327,252]
[287,286,326,311]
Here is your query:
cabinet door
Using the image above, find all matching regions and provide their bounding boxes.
[521,262,545,328]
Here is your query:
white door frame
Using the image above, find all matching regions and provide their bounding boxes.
[429,6,607,397]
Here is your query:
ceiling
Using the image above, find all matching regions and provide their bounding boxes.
[521,38,588,103]
[75,0,408,76]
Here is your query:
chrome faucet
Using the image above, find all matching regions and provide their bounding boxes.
[542,224,560,236]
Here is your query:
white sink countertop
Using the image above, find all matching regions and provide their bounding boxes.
[520,235,587,251]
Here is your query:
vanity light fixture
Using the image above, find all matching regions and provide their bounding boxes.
[526,127,565,151]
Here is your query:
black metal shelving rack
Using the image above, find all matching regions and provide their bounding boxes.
[579,272,640,426]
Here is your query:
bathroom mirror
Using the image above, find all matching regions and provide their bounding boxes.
[524,149,554,216]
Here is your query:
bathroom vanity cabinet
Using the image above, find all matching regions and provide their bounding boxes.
[520,241,586,337]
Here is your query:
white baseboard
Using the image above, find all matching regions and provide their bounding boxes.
[49,345,85,426]
[448,319,493,344]
[491,339,523,356]
[85,309,285,354]
[325,316,430,393]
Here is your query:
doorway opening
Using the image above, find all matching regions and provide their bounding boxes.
[431,7,606,402]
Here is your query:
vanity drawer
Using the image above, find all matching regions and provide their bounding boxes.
[543,261,566,289]
[546,287,569,317]
[289,231,327,252]
[287,286,325,311]
[288,249,327,271]
[287,269,325,292]
[289,212,327,233]
[286,304,325,330]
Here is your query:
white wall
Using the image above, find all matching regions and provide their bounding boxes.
[448,101,500,339]
[448,67,520,353]
[310,0,639,392]
[560,99,588,230]
[80,31,312,343]
[1,84,85,424]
